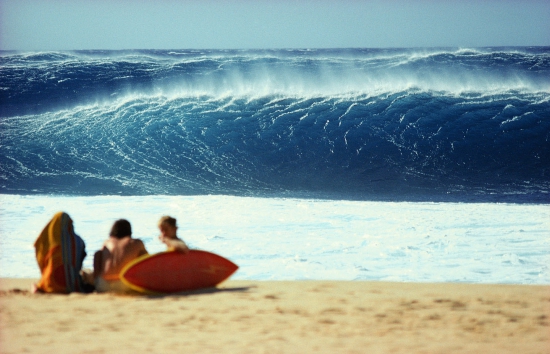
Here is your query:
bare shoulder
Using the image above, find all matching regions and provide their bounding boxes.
[102,238,116,251]
[131,238,145,247]
[131,238,148,255]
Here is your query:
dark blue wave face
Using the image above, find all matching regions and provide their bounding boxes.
[1,48,549,202]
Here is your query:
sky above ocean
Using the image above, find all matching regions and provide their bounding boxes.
[1,0,548,51]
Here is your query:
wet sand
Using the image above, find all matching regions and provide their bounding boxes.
[1,278,548,353]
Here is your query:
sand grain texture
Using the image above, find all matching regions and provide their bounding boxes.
[1,278,549,353]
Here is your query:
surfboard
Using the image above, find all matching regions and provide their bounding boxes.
[119,250,238,294]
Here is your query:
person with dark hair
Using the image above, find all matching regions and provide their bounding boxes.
[157,215,189,253]
[93,219,148,293]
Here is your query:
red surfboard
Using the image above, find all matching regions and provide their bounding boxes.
[120,250,238,294]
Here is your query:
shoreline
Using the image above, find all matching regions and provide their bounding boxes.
[1,278,548,353]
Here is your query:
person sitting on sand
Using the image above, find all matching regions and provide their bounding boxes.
[158,216,190,253]
[33,211,94,293]
[93,219,148,293]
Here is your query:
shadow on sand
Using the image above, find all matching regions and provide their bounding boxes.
[142,285,255,298]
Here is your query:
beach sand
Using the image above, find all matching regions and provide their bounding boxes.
[0,278,548,353]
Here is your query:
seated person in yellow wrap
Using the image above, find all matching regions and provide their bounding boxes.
[158,216,189,253]
[33,211,94,293]
[93,219,148,293]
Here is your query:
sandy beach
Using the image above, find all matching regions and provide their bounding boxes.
[0,278,548,354]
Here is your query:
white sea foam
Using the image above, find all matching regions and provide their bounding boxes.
[0,194,548,284]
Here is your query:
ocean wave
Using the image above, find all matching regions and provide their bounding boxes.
[1,90,549,201]
[2,47,549,116]
[1,48,549,201]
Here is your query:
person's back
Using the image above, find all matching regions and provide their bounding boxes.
[100,236,147,279]
[33,212,91,293]
[94,219,147,293]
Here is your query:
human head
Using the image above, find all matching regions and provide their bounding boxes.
[158,216,177,228]
[54,212,75,234]
[110,219,132,239]
[158,216,177,239]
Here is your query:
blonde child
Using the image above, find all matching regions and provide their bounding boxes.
[158,216,190,253]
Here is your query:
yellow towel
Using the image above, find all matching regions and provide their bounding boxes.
[34,212,86,293]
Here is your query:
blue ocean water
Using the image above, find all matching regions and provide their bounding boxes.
[1,48,549,284]
[1,48,549,202]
